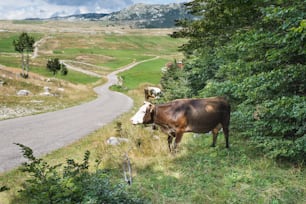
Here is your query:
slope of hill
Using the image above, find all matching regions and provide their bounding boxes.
[42,3,192,28]
[50,13,109,21]
[102,3,193,28]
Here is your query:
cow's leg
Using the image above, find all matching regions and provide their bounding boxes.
[167,135,174,152]
[223,126,230,148]
[173,132,183,152]
[211,127,219,147]
[221,117,230,148]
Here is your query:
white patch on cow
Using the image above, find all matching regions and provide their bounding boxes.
[148,87,161,98]
[131,101,151,125]
[148,87,161,94]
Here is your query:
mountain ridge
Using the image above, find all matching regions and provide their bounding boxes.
[103,3,192,28]
[28,3,192,28]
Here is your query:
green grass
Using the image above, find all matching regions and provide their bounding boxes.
[0,94,305,204]
[56,70,100,84]
[101,50,152,69]
[118,58,168,89]
[1,28,304,204]
[0,55,20,67]
[0,59,100,84]
[0,34,18,52]
[32,66,100,84]
[128,133,306,203]
[52,34,184,69]
[103,35,182,54]
[62,48,151,69]
[0,57,100,85]
[0,33,43,53]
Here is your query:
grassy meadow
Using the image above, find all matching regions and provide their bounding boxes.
[1,88,305,203]
[117,58,168,90]
[0,21,305,203]
[0,20,184,119]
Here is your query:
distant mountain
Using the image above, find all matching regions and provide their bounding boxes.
[36,3,192,28]
[102,3,193,28]
[49,13,109,21]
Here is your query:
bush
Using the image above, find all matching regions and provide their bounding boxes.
[46,58,68,76]
[13,143,147,204]
[251,96,306,161]
[169,0,306,161]
[60,65,68,76]
[160,60,191,101]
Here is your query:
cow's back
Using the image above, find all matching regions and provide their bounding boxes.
[173,97,230,133]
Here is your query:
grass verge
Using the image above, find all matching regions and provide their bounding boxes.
[0,88,305,204]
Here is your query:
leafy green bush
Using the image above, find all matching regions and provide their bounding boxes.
[251,96,306,160]
[168,0,306,161]
[13,143,147,204]
[160,60,191,101]
[46,58,68,76]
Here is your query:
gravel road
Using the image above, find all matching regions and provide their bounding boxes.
[0,59,152,173]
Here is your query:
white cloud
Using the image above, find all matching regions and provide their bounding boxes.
[45,0,134,10]
[0,0,47,19]
[133,0,188,4]
[0,0,114,19]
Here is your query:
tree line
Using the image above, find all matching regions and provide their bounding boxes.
[162,0,305,161]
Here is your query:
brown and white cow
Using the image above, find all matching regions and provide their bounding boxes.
[144,87,162,100]
[131,97,230,151]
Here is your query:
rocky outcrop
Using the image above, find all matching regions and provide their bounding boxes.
[44,3,193,28]
[102,3,193,28]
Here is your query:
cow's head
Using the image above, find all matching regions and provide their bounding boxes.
[131,101,155,125]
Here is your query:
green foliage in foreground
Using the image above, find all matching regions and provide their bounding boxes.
[12,143,146,204]
[167,0,306,161]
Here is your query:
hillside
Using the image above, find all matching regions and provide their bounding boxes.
[102,3,193,28]
[50,13,109,21]
[45,3,192,28]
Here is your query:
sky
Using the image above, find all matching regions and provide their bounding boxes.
[0,0,190,20]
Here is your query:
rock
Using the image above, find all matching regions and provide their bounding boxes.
[40,92,53,96]
[106,136,129,146]
[31,100,43,103]
[17,90,31,96]
[152,135,160,140]
[0,80,5,86]
[40,86,53,96]
[44,86,51,92]
[57,88,65,92]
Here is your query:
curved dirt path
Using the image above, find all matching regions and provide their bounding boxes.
[0,58,157,173]
[31,36,52,59]
[61,60,103,77]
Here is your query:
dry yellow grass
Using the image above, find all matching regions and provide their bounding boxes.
[0,65,97,120]
[0,20,176,35]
